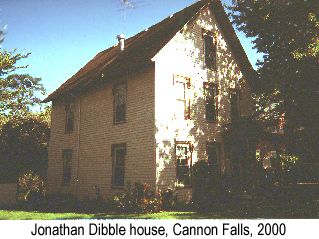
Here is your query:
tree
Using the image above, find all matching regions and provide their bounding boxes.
[0,112,50,183]
[229,0,319,161]
[0,49,45,122]
[0,36,49,182]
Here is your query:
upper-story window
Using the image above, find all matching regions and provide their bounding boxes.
[174,75,191,120]
[65,102,74,133]
[203,29,217,70]
[230,89,240,121]
[204,82,218,122]
[113,82,127,124]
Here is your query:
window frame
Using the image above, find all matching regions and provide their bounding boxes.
[111,143,127,188]
[65,102,74,134]
[62,149,72,186]
[202,29,217,71]
[206,142,221,175]
[175,141,193,188]
[229,88,240,122]
[173,75,191,120]
[113,82,127,124]
[204,82,219,123]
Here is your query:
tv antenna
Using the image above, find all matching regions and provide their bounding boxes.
[118,0,147,34]
[0,25,7,47]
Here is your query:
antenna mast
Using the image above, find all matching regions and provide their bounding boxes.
[119,0,135,34]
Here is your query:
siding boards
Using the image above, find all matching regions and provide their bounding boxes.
[47,66,155,200]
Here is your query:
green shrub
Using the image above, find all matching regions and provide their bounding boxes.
[17,170,45,206]
[110,182,162,214]
[192,160,224,210]
[192,161,215,203]
[280,153,299,171]
[161,188,176,210]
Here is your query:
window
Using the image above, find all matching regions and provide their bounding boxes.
[113,83,127,123]
[62,149,72,185]
[174,75,191,120]
[175,141,193,187]
[203,30,217,70]
[204,82,218,122]
[112,144,126,187]
[230,90,240,121]
[65,102,74,133]
[206,143,220,174]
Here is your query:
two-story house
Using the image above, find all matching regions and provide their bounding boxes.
[44,0,255,201]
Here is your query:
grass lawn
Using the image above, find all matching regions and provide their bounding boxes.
[0,210,227,220]
[1,204,319,219]
[1,198,319,219]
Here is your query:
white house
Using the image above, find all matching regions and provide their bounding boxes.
[44,0,255,201]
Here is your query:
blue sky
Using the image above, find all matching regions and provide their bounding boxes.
[0,0,263,97]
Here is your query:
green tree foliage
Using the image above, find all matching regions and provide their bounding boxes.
[0,113,50,183]
[293,13,319,60]
[0,49,45,121]
[0,36,49,183]
[18,170,46,202]
[229,0,319,161]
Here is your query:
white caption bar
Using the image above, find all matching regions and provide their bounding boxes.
[0,219,318,239]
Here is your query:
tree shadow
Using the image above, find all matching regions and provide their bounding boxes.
[155,3,253,200]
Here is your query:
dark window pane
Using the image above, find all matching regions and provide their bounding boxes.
[206,98,216,121]
[204,34,217,70]
[207,147,218,166]
[230,92,239,121]
[114,84,127,123]
[66,117,73,132]
[204,83,218,122]
[114,167,124,187]
[207,144,219,175]
[65,103,74,133]
[116,103,126,122]
[112,145,126,187]
[176,143,191,186]
[62,150,72,185]
[115,149,125,167]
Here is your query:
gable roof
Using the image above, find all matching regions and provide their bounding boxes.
[43,0,254,102]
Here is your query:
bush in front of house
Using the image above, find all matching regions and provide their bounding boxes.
[161,188,177,210]
[109,182,162,214]
[192,160,236,210]
[192,160,218,210]
[17,170,46,208]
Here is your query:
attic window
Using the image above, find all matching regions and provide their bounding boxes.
[113,82,127,124]
[203,29,217,70]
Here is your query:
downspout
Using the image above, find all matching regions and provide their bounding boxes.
[75,95,81,197]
